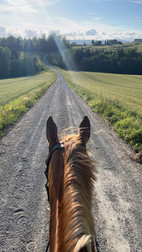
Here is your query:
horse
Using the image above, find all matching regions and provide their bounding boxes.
[45,116,97,252]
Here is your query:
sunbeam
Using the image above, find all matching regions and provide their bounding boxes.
[53,34,77,71]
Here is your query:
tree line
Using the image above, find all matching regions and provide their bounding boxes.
[0,46,46,79]
[51,46,142,75]
[0,34,70,53]
[71,47,142,74]
[91,39,122,46]
[0,34,142,78]
[0,34,70,79]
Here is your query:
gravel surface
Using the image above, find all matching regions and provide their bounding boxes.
[0,64,142,252]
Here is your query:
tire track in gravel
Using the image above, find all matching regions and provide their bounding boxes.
[0,65,142,252]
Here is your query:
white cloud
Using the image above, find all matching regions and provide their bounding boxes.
[0,0,60,19]
[30,0,60,7]
[93,17,102,21]
[86,29,98,36]
[87,12,102,21]
[25,29,38,38]
[0,0,63,31]
[0,24,142,42]
[1,0,37,14]
[129,0,142,3]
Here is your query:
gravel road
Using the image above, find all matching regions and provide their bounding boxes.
[0,63,142,252]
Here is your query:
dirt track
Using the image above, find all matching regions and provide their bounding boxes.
[0,62,142,252]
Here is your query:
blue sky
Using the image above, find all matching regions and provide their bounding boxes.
[0,0,142,41]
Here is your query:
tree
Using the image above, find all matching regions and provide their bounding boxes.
[91,39,95,45]
[6,36,17,50]
[0,47,11,78]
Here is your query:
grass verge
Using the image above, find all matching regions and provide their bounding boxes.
[0,71,57,136]
[62,70,142,153]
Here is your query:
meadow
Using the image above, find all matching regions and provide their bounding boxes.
[73,41,142,53]
[0,70,57,135]
[62,70,142,152]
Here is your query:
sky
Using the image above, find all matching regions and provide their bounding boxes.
[0,0,142,42]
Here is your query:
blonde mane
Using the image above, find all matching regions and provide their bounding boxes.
[57,133,97,251]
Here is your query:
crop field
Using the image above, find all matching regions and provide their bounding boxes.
[0,70,57,135]
[62,70,142,152]
[64,71,142,114]
[0,71,56,106]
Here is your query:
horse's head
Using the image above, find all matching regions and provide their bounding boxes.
[45,116,96,252]
[46,115,90,150]
[46,115,91,198]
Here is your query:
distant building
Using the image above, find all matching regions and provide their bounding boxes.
[134,39,142,43]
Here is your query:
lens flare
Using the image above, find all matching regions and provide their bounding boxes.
[53,34,79,84]
[54,35,77,70]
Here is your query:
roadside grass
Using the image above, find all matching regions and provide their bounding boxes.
[62,70,142,153]
[0,70,57,136]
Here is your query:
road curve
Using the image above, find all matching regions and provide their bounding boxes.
[0,65,142,252]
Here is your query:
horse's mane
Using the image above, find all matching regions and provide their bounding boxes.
[58,133,97,251]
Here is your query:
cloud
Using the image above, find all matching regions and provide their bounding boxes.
[88,12,96,16]
[48,30,60,35]
[0,0,60,21]
[32,0,60,7]
[85,29,98,36]
[129,0,142,3]
[0,25,142,42]
[25,29,38,38]
[0,1,141,43]
[1,0,38,14]
[93,17,102,21]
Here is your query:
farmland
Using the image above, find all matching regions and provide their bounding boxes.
[63,71,142,114]
[72,41,142,53]
[62,70,142,152]
[0,71,56,106]
[0,70,57,135]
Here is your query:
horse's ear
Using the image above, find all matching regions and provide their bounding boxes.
[46,116,59,149]
[79,116,90,144]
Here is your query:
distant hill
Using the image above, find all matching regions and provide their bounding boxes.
[134,39,142,43]
[69,39,132,45]
[70,40,142,53]
[70,40,92,45]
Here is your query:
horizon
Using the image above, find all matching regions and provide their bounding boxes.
[0,0,142,42]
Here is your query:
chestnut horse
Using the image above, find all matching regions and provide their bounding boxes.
[45,116,97,252]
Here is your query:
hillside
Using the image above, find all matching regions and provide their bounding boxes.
[72,41,142,53]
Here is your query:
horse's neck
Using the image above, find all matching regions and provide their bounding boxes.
[49,191,59,251]
[49,162,64,252]
[49,153,95,252]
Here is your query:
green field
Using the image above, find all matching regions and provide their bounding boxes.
[73,42,142,53]
[62,70,142,152]
[64,71,142,114]
[0,70,57,135]
[0,71,56,106]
